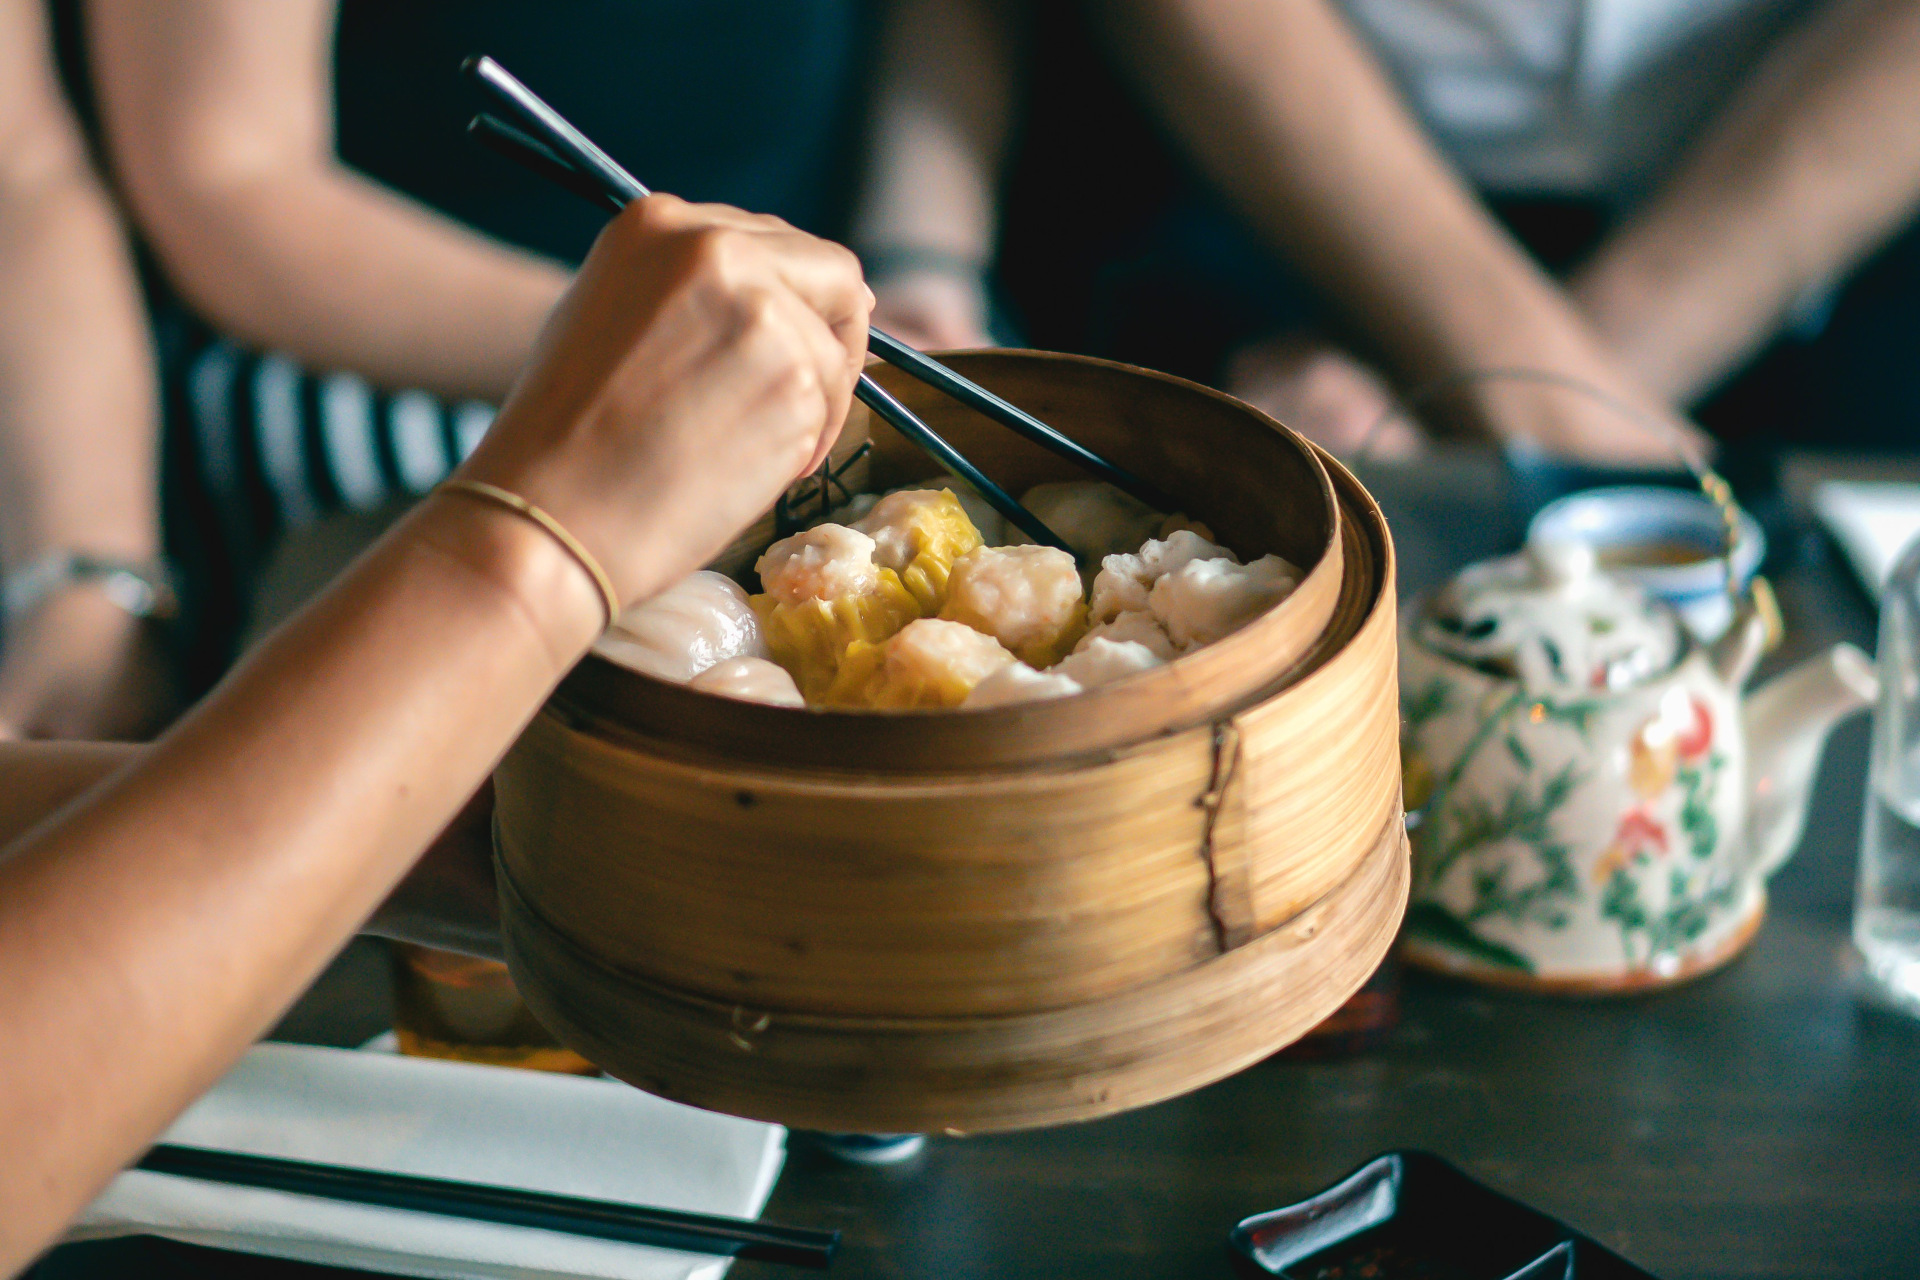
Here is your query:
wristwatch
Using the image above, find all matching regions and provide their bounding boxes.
[2,551,180,626]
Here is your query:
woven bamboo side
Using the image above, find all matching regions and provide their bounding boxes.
[502,808,1408,1134]
[496,712,1219,1018]
[1221,450,1402,938]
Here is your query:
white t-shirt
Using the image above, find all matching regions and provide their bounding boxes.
[1336,0,1818,200]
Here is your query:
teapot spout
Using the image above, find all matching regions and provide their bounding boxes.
[1744,644,1878,878]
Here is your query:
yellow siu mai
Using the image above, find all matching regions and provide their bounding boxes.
[750,524,919,702]
[852,489,984,615]
[826,618,1019,710]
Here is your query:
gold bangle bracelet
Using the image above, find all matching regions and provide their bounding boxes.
[436,479,622,630]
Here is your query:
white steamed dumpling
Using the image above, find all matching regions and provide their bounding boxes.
[1149,554,1300,649]
[1075,609,1178,661]
[596,571,769,683]
[963,661,1084,708]
[1052,636,1164,688]
[1088,529,1236,624]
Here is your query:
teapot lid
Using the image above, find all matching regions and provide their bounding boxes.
[1416,541,1682,692]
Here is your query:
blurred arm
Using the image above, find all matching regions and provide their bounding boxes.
[88,0,569,401]
[1574,0,1920,403]
[1094,0,1699,463]
[852,0,1019,348]
[0,0,167,738]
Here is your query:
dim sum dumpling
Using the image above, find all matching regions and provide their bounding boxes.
[827,618,1018,709]
[1008,481,1164,563]
[852,488,984,614]
[687,656,805,707]
[964,661,1083,708]
[595,570,767,683]
[1150,553,1301,649]
[939,544,1088,668]
[1088,530,1236,624]
[751,524,920,701]
[1052,636,1163,688]
[1075,609,1178,662]
[756,524,883,603]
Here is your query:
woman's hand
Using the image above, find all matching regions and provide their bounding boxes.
[871,269,994,351]
[456,195,873,613]
[1225,334,1419,458]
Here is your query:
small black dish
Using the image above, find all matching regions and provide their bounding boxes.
[1229,1151,1659,1280]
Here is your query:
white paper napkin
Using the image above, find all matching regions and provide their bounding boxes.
[1813,481,1920,601]
[68,1042,786,1280]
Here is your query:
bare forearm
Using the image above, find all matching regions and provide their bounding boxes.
[853,0,1018,268]
[1576,0,1920,402]
[140,165,568,402]
[0,495,600,1265]
[1098,0,1618,388]
[90,0,569,404]
[0,148,157,568]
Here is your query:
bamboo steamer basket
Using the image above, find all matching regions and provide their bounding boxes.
[496,351,1405,1133]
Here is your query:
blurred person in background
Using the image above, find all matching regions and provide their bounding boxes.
[896,0,1920,463]
[67,0,984,701]
[0,0,173,741]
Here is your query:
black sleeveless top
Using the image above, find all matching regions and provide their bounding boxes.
[333,0,873,263]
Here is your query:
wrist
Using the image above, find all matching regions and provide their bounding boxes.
[409,491,607,672]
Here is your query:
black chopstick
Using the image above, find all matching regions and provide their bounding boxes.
[863,330,1176,512]
[461,56,1079,555]
[469,115,623,215]
[137,1143,838,1270]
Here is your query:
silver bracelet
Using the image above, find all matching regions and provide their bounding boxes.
[2,551,179,627]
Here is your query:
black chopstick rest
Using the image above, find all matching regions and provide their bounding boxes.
[136,1143,838,1270]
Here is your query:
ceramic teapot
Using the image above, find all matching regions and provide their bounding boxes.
[1399,542,1876,991]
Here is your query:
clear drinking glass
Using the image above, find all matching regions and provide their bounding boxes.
[1856,535,1920,1014]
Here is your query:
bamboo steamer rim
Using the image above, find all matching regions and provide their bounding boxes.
[551,350,1345,774]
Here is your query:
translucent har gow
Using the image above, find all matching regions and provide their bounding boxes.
[939,544,1088,668]
[688,657,805,707]
[595,571,767,683]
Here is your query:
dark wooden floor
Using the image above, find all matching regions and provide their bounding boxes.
[38,450,1920,1280]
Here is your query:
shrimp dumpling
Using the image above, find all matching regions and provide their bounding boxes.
[1010,481,1164,563]
[751,525,920,701]
[1088,529,1236,624]
[1052,636,1164,689]
[828,618,1018,709]
[1075,609,1178,662]
[595,570,767,682]
[964,661,1083,708]
[852,488,985,614]
[688,656,805,707]
[939,544,1088,668]
[1150,553,1301,649]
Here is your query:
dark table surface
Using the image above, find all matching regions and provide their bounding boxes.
[38,450,1920,1280]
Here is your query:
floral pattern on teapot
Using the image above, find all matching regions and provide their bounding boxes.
[1400,532,1875,992]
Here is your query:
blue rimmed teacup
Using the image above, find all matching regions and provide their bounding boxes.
[1528,485,1765,641]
